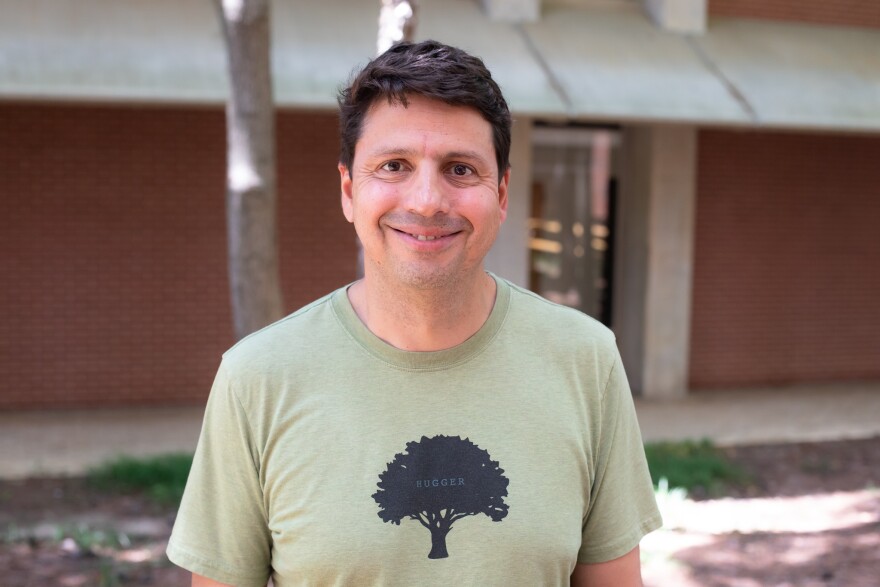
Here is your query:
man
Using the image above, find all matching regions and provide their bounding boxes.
[168,40,661,587]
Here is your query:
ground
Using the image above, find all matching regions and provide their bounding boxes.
[1,437,878,586]
[642,437,880,587]
[0,477,186,587]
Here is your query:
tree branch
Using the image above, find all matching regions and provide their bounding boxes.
[415,512,431,529]
[449,512,476,523]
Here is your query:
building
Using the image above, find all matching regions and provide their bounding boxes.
[1,0,878,409]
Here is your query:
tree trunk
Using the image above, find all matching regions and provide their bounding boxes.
[377,0,418,55]
[216,0,284,340]
[427,527,450,559]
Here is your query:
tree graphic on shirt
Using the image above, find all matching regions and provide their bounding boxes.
[372,435,509,559]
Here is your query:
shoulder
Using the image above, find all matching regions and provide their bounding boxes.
[220,287,345,378]
[502,279,617,348]
[495,278,621,381]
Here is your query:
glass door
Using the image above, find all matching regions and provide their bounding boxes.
[529,126,618,325]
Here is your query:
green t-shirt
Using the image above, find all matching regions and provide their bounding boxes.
[167,276,662,587]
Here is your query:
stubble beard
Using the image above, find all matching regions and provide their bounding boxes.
[371,212,479,292]
[377,253,467,292]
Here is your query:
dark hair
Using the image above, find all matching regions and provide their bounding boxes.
[338,40,511,178]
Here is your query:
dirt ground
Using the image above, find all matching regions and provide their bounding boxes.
[642,437,880,587]
[0,476,186,586]
[1,437,878,586]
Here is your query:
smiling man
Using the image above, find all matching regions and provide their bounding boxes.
[340,93,507,352]
[167,41,661,587]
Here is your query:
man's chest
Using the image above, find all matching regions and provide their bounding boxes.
[256,380,597,585]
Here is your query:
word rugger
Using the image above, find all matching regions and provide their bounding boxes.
[415,478,465,488]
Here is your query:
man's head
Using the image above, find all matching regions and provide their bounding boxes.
[338,40,512,179]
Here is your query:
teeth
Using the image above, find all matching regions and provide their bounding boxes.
[416,235,437,241]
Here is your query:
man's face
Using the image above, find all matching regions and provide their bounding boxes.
[340,94,509,290]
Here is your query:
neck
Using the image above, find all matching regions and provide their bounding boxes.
[347,270,497,352]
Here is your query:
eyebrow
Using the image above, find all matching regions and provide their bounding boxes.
[446,150,492,167]
[366,147,492,168]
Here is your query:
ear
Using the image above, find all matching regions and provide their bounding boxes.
[339,163,354,223]
[497,167,510,224]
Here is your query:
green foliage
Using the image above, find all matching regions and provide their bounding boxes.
[87,453,193,506]
[54,522,128,552]
[99,560,121,587]
[644,440,747,496]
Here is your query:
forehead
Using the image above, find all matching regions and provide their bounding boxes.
[357,95,494,158]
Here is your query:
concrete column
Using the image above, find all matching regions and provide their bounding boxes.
[642,0,706,34]
[485,117,531,288]
[614,125,697,399]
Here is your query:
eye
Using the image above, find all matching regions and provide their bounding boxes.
[380,160,404,172]
[450,163,474,177]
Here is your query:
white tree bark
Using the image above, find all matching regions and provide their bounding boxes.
[377,0,418,55]
[216,0,284,340]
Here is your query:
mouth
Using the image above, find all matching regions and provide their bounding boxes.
[381,212,470,244]
[415,234,438,241]
[392,228,461,241]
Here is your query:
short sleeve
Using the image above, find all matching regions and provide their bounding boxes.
[577,350,663,563]
[166,362,272,587]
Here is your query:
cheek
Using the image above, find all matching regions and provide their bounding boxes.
[356,181,401,212]
[350,189,402,239]
[469,192,504,226]
[474,204,504,247]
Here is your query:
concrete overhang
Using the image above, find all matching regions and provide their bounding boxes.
[1,0,878,132]
[695,18,880,132]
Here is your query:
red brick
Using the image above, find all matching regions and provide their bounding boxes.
[0,103,355,409]
[710,0,880,29]
[690,129,880,388]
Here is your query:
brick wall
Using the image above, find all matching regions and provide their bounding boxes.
[690,129,880,389]
[0,103,355,409]
[710,0,880,29]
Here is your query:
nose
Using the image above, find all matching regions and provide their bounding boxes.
[406,165,449,217]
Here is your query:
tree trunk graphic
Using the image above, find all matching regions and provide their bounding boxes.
[428,527,450,559]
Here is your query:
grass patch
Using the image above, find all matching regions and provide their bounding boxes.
[644,439,747,496]
[87,453,193,506]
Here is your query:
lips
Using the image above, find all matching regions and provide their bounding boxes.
[382,213,470,244]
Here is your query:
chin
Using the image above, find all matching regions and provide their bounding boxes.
[398,272,456,291]
[390,263,462,291]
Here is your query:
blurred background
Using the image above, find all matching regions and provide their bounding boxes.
[1,1,878,585]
